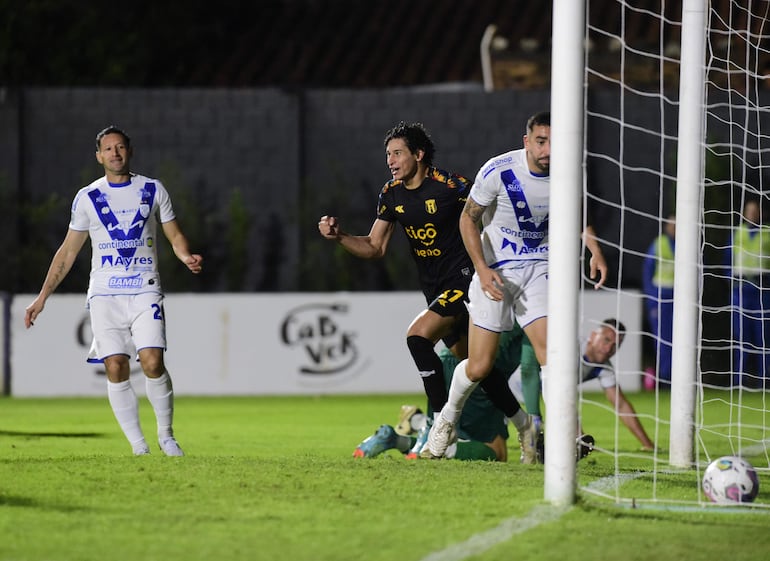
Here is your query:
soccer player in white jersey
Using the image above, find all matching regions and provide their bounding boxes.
[426,111,608,461]
[24,125,203,456]
[510,318,656,456]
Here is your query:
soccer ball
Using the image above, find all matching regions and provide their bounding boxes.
[702,455,759,504]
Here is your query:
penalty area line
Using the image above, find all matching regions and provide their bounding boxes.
[418,503,571,561]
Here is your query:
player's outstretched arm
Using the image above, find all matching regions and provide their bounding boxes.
[583,225,608,289]
[604,385,655,451]
[318,215,395,259]
[25,229,89,328]
[161,220,203,274]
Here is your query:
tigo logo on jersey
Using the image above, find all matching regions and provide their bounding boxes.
[404,223,437,245]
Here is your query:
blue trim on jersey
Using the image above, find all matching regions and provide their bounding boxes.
[500,169,548,250]
[582,356,603,382]
[481,154,514,179]
[489,257,547,269]
[108,180,132,188]
[87,182,157,267]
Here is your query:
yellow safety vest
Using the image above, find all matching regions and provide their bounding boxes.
[733,223,770,277]
[652,235,675,288]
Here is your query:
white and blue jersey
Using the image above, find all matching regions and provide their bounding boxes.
[580,355,617,389]
[69,173,175,300]
[469,148,550,269]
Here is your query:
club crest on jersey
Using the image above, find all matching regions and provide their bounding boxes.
[505,178,523,192]
[139,203,150,218]
[425,199,437,214]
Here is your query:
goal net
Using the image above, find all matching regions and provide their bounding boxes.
[572,0,770,509]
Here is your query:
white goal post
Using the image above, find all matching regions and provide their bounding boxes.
[543,0,770,506]
[668,0,707,469]
[545,0,586,506]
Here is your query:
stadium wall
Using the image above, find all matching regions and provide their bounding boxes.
[5,292,640,397]
[2,86,692,293]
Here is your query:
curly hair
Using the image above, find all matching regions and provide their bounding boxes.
[383,121,435,165]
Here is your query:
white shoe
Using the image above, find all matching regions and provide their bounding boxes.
[159,436,185,457]
[518,415,538,465]
[426,412,456,458]
[133,443,150,456]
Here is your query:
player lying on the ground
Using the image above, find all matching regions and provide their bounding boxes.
[510,318,656,456]
[352,329,529,462]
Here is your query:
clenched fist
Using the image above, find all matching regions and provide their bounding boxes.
[318,215,341,240]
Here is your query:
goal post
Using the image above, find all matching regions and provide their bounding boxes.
[545,0,586,505]
[548,0,728,503]
[558,0,770,509]
[669,0,707,469]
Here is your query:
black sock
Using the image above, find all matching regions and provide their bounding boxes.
[479,366,521,418]
[407,335,447,412]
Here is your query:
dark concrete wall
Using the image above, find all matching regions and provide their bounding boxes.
[4,85,762,295]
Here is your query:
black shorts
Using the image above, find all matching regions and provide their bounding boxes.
[440,312,468,350]
[424,276,470,348]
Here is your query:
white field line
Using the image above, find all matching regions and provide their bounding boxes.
[418,503,571,561]
[418,472,635,561]
[419,463,770,561]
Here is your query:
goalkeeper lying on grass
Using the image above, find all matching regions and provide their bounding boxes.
[353,328,525,462]
[354,317,656,462]
[510,318,656,454]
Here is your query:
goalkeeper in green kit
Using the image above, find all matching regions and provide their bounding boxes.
[353,324,539,462]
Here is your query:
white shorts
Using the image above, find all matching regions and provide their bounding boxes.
[86,292,167,362]
[467,260,548,332]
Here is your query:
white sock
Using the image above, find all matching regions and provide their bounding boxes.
[510,409,530,432]
[509,366,525,404]
[107,380,147,450]
[442,359,479,424]
[145,371,175,440]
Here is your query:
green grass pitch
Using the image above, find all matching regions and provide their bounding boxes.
[0,392,768,561]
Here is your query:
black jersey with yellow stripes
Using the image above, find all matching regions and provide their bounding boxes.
[376,166,474,288]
